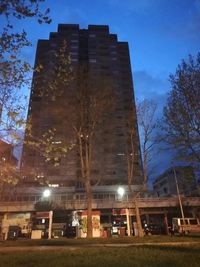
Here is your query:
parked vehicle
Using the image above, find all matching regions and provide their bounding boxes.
[7,226,21,240]
[2,213,32,240]
[172,217,200,234]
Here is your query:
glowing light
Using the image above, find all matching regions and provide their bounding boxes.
[117,187,125,197]
[43,189,51,198]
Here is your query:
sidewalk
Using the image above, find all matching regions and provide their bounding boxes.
[0,241,200,253]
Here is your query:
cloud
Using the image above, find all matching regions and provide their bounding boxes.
[133,70,169,98]
[133,70,171,120]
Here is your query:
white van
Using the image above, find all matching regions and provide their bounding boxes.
[172,217,200,234]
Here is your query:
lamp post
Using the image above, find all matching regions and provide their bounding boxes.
[43,189,51,198]
[117,187,131,236]
[42,189,53,239]
[117,187,125,199]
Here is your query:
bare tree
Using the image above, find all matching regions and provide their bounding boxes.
[127,124,144,237]
[162,53,200,163]
[137,99,158,182]
[126,99,158,237]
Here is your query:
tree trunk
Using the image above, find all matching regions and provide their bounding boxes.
[143,149,147,184]
[85,179,93,238]
[134,199,144,237]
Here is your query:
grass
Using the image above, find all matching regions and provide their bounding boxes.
[0,244,200,267]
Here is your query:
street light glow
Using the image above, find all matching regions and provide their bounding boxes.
[117,187,125,197]
[43,189,51,198]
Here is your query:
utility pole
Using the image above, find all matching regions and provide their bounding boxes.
[173,167,185,222]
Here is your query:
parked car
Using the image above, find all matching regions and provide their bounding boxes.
[172,218,200,234]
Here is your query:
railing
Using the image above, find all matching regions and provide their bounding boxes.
[0,197,199,212]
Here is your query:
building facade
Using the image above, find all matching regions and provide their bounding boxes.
[21,24,143,189]
[153,166,197,197]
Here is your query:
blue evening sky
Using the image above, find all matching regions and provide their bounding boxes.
[3,0,200,179]
[17,0,200,105]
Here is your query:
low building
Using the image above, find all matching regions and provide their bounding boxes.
[153,166,197,197]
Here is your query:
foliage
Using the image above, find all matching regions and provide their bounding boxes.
[163,53,200,163]
[0,158,19,192]
[21,40,75,181]
[0,0,51,186]
[0,0,51,89]
[35,40,73,100]
[24,126,74,172]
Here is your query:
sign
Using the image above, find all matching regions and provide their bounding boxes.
[36,212,50,219]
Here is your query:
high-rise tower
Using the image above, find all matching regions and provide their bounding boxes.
[22,24,143,188]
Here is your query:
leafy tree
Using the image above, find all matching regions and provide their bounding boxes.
[163,53,200,163]
[73,64,114,237]
[0,0,51,187]
[23,126,74,181]
[21,40,74,182]
[0,0,51,91]
[26,50,113,237]
[0,140,19,197]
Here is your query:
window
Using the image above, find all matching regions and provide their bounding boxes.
[50,43,57,48]
[61,195,66,201]
[71,39,78,43]
[70,52,78,56]
[89,59,96,63]
[71,45,78,49]
[67,194,73,200]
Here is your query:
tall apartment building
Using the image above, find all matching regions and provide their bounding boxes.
[21,24,143,189]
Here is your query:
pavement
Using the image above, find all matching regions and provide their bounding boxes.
[0,241,200,253]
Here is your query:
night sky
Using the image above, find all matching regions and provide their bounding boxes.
[3,0,200,180]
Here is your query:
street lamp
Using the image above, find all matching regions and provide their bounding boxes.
[117,187,125,198]
[117,186,131,236]
[42,189,52,239]
[43,189,51,198]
